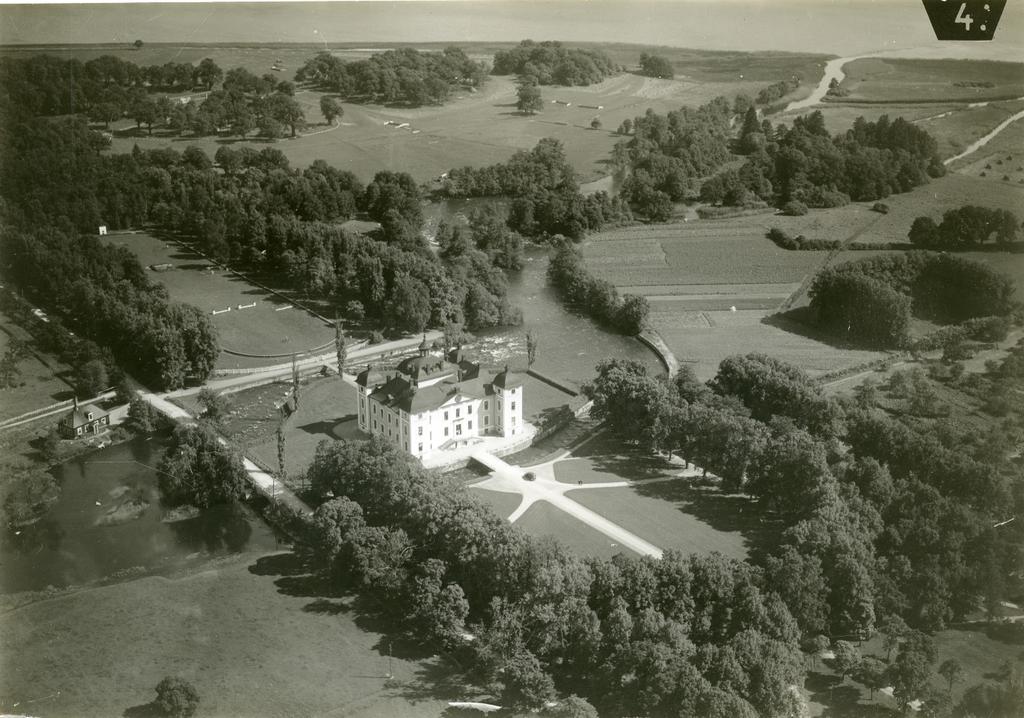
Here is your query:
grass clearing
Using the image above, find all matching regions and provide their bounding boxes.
[0,551,452,718]
[916,101,1024,158]
[514,500,637,560]
[653,308,888,381]
[105,232,334,368]
[833,173,1024,246]
[838,58,1024,103]
[0,315,73,421]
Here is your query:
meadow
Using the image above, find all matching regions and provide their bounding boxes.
[0,551,454,718]
[0,41,829,182]
[104,232,335,369]
[837,57,1024,103]
[0,314,73,421]
[914,99,1024,159]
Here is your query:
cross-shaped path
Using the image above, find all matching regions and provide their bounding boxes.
[469,447,707,558]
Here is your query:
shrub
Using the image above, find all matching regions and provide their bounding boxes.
[369,330,385,344]
[872,202,890,214]
[781,200,808,216]
[154,676,200,718]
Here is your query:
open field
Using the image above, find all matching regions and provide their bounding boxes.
[837,57,1024,103]
[103,71,783,184]
[0,315,73,421]
[0,42,825,182]
[583,221,827,290]
[652,308,888,381]
[953,115,1024,186]
[828,173,1024,246]
[915,99,1024,159]
[105,232,334,369]
[0,551,453,718]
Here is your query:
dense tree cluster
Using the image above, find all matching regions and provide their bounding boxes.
[582,354,1023,645]
[614,98,735,220]
[638,52,674,79]
[756,77,802,106]
[302,435,803,715]
[157,424,248,508]
[0,54,222,124]
[3,224,217,390]
[547,244,650,334]
[809,252,1016,347]
[0,116,522,388]
[295,47,487,106]
[491,40,618,86]
[179,67,306,139]
[440,138,632,240]
[707,111,945,210]
[909,205,1020,250]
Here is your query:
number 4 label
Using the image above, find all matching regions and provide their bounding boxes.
[955,3,973,31]
[921,0,1006,40]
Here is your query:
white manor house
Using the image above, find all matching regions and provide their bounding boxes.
[355,341,531,465]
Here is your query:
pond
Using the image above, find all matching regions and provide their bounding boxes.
[423,200,663,384]
[0,436,280,594]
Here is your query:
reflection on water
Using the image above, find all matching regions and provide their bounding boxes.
[0,436,278,594]
[424,199,662,382]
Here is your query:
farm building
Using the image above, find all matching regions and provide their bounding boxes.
[355,340,524,462]
[58,398,110,439]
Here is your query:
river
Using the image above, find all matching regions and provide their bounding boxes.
[422,199,663,381]
[0,437,280,594]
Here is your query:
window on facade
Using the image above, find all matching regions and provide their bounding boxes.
[498,400,502,411]
[467,405,472,414]
[444,411,448,420]
[468,421,473,430]
[512,402,516,410]
[418,443,423,452]
[455,408,460,418]
[484,400,489,410]
[484,416,489,426]
[444,427,449,437]
[456,424,463,436]
[418,426,423,436]
[512,416,517,425]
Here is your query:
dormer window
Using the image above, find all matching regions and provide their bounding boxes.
[86,412,93,420]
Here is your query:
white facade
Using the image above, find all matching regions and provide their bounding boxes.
[356,354,524,462]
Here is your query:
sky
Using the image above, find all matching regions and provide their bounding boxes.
[0,1,1021,60]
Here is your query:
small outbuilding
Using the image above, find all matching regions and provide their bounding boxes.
[58,398,110,439]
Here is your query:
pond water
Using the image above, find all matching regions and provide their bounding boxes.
[0,436,280,594]
[423,200,663,384]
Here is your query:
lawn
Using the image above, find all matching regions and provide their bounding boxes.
[652,308,888,381]
[0,550,456,718]
[174,374,364,483]
[104,232,335,368]
[514,500,637,560]
[837,58,1024,103]
[0,312,74,422]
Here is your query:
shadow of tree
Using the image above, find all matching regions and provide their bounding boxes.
[122,701,163,718]
[248,550,309,577]
[303,597,352,615]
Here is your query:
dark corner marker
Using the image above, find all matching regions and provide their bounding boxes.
[922,0,1006,40]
